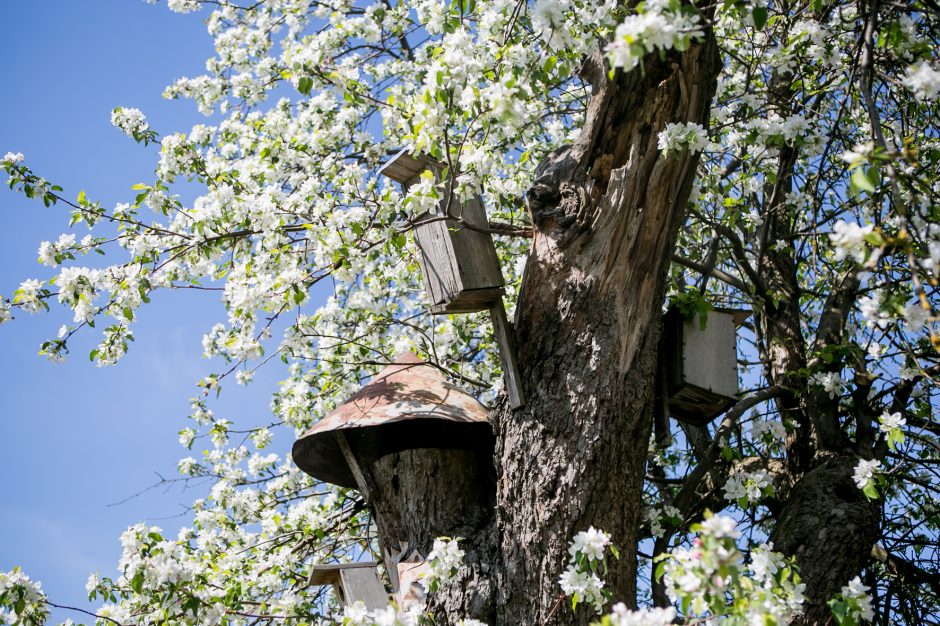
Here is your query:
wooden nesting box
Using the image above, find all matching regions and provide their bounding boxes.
[309,562,388,611]
[379,150,505,314]
[379,150,524,409]
[663,308,746,425]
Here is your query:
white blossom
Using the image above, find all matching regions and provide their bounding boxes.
[878,411,906,432]
[903,61,940,100]
[853,458,882,490]
[657,122,709,155]
[830,220,875,264]
[111,107,149,138]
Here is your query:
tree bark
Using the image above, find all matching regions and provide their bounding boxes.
[770,455,881,626]
[491,35,721,623]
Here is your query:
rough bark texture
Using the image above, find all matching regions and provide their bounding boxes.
[369,448,500,621]
[369,448,496,554]
[364,35,721,623]
[491,35,721,623]
[770,456,881,626]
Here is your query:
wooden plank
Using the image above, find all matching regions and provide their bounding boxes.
[429,287,505,314]
[490,301,524,409]
[414,218,460,306]
[309,561,379,587]
[333,430,376,501]
[447,194,505,293]
[378,150,436,186]
[339,566,389,610]
[681,310,738,398]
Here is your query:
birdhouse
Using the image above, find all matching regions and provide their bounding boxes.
[379,150,505,314]
[309,562,388,611]
[292,352,496,554]
[379,150,524,409]
[662,308,747,425]
[292,352,494,488]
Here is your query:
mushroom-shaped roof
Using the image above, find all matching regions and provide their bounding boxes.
[292,353,493,489]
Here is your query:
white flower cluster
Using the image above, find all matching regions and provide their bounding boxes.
[661,514,805,623]
[750,417,787,448]
[879,411,905,432]
[830,576,875,622]
[829,220,877,265]
[13,279,46,314]
[342,602,424,626]
[606,0,704,71]
[657,122,709,156]
[723,469,772,505]
[644,504,680,538]
[558,527,613,614]
[110,106,149,138]
[852,458,882,494]
[809,371,844,399]
[0,567,48,626]
[600,603,675,626]
[903,60,940,100]
[2,151,24,165]
[167,0,201,14]
[419,537,465,593]
[38,233,79,268]
[157,133,198,182]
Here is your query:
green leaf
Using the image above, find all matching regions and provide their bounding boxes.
[752,6,768,28]
[850,168,876,194]
[298,76,313,96]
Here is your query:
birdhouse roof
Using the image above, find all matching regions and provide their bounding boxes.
[378,150,441,186]
[292,353,493,488]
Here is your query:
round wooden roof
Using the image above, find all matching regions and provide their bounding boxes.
[292,353,494,488]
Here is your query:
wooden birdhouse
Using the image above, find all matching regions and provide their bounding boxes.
[292,352,496,555]
[379,150,523,408]
[309,562,388,611]
[379,150,505,314]
[662,308,747,425]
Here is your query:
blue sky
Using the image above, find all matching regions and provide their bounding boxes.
[0,2,294,621]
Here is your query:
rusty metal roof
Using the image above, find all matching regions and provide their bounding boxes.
[292,353,493,488]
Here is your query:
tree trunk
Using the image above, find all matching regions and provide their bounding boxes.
[491,35,721,623]
[770,455,881,625]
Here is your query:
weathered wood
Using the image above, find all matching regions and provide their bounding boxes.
[333,430,376,501]
[309,561,380,587]
[369,447,498,620]
[369,448,495,553]
[378,150,438,186]
[380,150,504,314]
[663,308,741,425]
[339,567,390,610]
[396,559,430,613]
[309,562,389,611]
[490,33,722,623]
[489,301,524,408]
